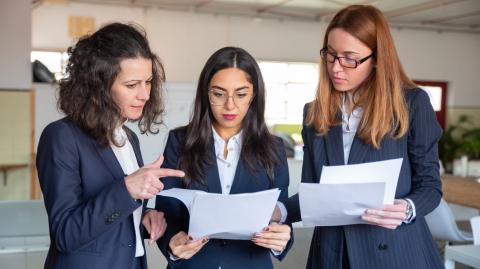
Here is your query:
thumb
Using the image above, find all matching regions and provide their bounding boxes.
[145,155,164,169]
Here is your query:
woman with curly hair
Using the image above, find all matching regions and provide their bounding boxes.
[36,23,185,269]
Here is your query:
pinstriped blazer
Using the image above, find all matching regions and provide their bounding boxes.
[284,88,444,269]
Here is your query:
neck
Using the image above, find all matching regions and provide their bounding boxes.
[344,92,355,114]
[213,123,241,143]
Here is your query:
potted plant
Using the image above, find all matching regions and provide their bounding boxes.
[439,115,480,174]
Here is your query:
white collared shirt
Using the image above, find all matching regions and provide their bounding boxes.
[341,101,363,165]
[212,127,243,194]
[110,126,144,257]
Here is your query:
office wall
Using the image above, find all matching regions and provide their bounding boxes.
[32,2,480,108]
[0,0,31,90]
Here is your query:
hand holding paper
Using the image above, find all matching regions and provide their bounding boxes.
[299,158,403,227]
[158,188,281,240]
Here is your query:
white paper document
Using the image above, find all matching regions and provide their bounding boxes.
[157,188,280,240]
[299,158,403,227]
[320,158,403,204]
[300,182,385,226]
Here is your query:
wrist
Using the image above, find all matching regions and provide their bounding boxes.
[403,199,413,221]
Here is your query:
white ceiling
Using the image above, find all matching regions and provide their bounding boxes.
[41,0,480,33]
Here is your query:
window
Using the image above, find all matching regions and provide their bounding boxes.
[259,61,318,125]
[414,80,448,129]
[31,51,69,80]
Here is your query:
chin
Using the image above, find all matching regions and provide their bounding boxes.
[126,113,142,121]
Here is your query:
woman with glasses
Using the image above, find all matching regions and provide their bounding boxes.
[155,46,292,269]
[282,5,444,269]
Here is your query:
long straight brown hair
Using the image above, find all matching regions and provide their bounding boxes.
[307,5,415,148]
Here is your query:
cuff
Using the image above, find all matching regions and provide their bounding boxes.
[169,251,181,261]
[276,201,288,224]
[271,248,284,256]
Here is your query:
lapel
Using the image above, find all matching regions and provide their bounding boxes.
[204,138,223,194]
[126,128,144,167]
[324,124,345,166]
[94,140,125,180]
[347,134,369,165]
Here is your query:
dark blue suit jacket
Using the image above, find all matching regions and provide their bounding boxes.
[284,88,444,269]
[37,118,148,269]
[155,127,293,269]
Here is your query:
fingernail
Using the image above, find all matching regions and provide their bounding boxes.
[263,227,269,231]
[255,233,262,237]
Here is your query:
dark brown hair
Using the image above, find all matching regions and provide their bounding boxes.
[58,22,165,146]
[179,47,281,186]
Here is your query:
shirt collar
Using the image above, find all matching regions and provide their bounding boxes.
[341,94,363,118]
[212,127,243,157]
[113,121,128,145]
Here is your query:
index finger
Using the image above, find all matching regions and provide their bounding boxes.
[183,237,208,250]
[265,223,291,233]
[382,203,406,212]
[152,168,185,178]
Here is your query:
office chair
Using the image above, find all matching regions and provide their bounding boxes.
[425,198,473,245]
[470,216,480,245]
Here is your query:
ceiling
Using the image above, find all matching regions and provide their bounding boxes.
[39,0,480,33]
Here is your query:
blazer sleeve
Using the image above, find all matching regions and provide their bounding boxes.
[405,89,443,217]
[273,138,290,204]
[36,120,141,253]
[155,129,188,266]
[270,138,294,261]
[284,103,317,224]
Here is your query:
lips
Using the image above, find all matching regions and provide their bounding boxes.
[131,105,144,111]
[222,114,237,120]
[332,76,347,84]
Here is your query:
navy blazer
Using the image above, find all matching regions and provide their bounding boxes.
[284,88,444,269]
[37,118,148,269]
[155,127,293,269]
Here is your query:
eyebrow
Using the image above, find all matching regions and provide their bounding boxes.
[327,45,359,55]
[123,76,153,84]
[210,85,250,91]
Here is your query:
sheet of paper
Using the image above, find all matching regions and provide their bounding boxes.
[320,158,403,204]
[157,188,280,240]
[158,188,205,212]
[299,182,385,227]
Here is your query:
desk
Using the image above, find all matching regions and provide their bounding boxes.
[442,174,480,209]
[444,244,480,269]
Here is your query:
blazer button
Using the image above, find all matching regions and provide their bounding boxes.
[220,240,227,247]
[105,217,113,225]
[378,243,388,250]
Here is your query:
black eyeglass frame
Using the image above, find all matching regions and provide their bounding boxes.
[320,47,374,69]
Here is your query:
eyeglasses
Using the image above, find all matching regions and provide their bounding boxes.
[320,47,374,69]
[208,89,254,106]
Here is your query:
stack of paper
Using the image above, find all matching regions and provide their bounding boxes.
[300,158,403,227]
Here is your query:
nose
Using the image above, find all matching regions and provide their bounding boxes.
[331,58,343,72]
[225,95,236,110]
[137,82,150,101]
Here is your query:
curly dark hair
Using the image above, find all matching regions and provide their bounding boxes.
[58,22,165,147]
